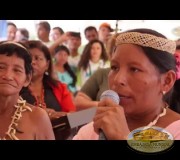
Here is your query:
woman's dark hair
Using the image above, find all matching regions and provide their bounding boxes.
[55,45,77,86]
[38,21,51,32]
[25,40,58,87]
[53,27,64,35]
[0,41,32,75]
[84,26,98,35]
[18,28,29,40]
[119,28,179,112]
[176,45,180,50]
[78,39,108,70]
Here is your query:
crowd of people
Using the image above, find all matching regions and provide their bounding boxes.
[1,20,180,140]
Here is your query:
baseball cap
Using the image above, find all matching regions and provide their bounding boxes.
[99,23,114,32]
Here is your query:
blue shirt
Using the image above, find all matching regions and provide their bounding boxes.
[56,71,77,94]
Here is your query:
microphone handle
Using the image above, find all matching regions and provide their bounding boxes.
[99,129,107,140]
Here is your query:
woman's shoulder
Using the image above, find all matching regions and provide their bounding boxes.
[93,67,110,76]
[26,105,52,130]
[55,81,70,93]
[17,100,54,139]
[166,109,180,127]
[26,103,48,119]
[73,122,99,140]
[48,80,67,90]
[165,120,180,140]
[167,108,180,121]
[166,120,180,128]
[23,102,48,120]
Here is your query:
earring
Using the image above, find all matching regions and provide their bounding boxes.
[162,91,166,95]
[45,71,49,75]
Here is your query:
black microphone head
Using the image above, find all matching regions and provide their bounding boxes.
[100,90,120,104]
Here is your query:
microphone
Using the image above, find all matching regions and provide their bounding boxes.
[99,90,120,140]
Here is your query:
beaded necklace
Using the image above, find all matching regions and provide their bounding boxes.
[143,103,168,130]
[33,88,46,109]
[0,97,32,140]
[29,87,46,109]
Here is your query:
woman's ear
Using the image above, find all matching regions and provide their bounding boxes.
[23,73,32,87]
[161,70,176,93]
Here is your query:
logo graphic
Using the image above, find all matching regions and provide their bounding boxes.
[127,126,174,154]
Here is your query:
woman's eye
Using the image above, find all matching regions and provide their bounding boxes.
[130,67,140,72]
[36,56,43,61]
[14,69,23,73]
[0,65,5,70]
[35,57,40,61]
[111,65,118,71]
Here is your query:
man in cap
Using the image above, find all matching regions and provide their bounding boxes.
[98,22,114,50]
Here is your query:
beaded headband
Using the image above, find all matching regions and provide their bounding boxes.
[115,32,176,54]
[0,41,28,52]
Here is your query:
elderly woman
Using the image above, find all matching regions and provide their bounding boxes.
[0,41,55,140]
[73,28,180,140]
